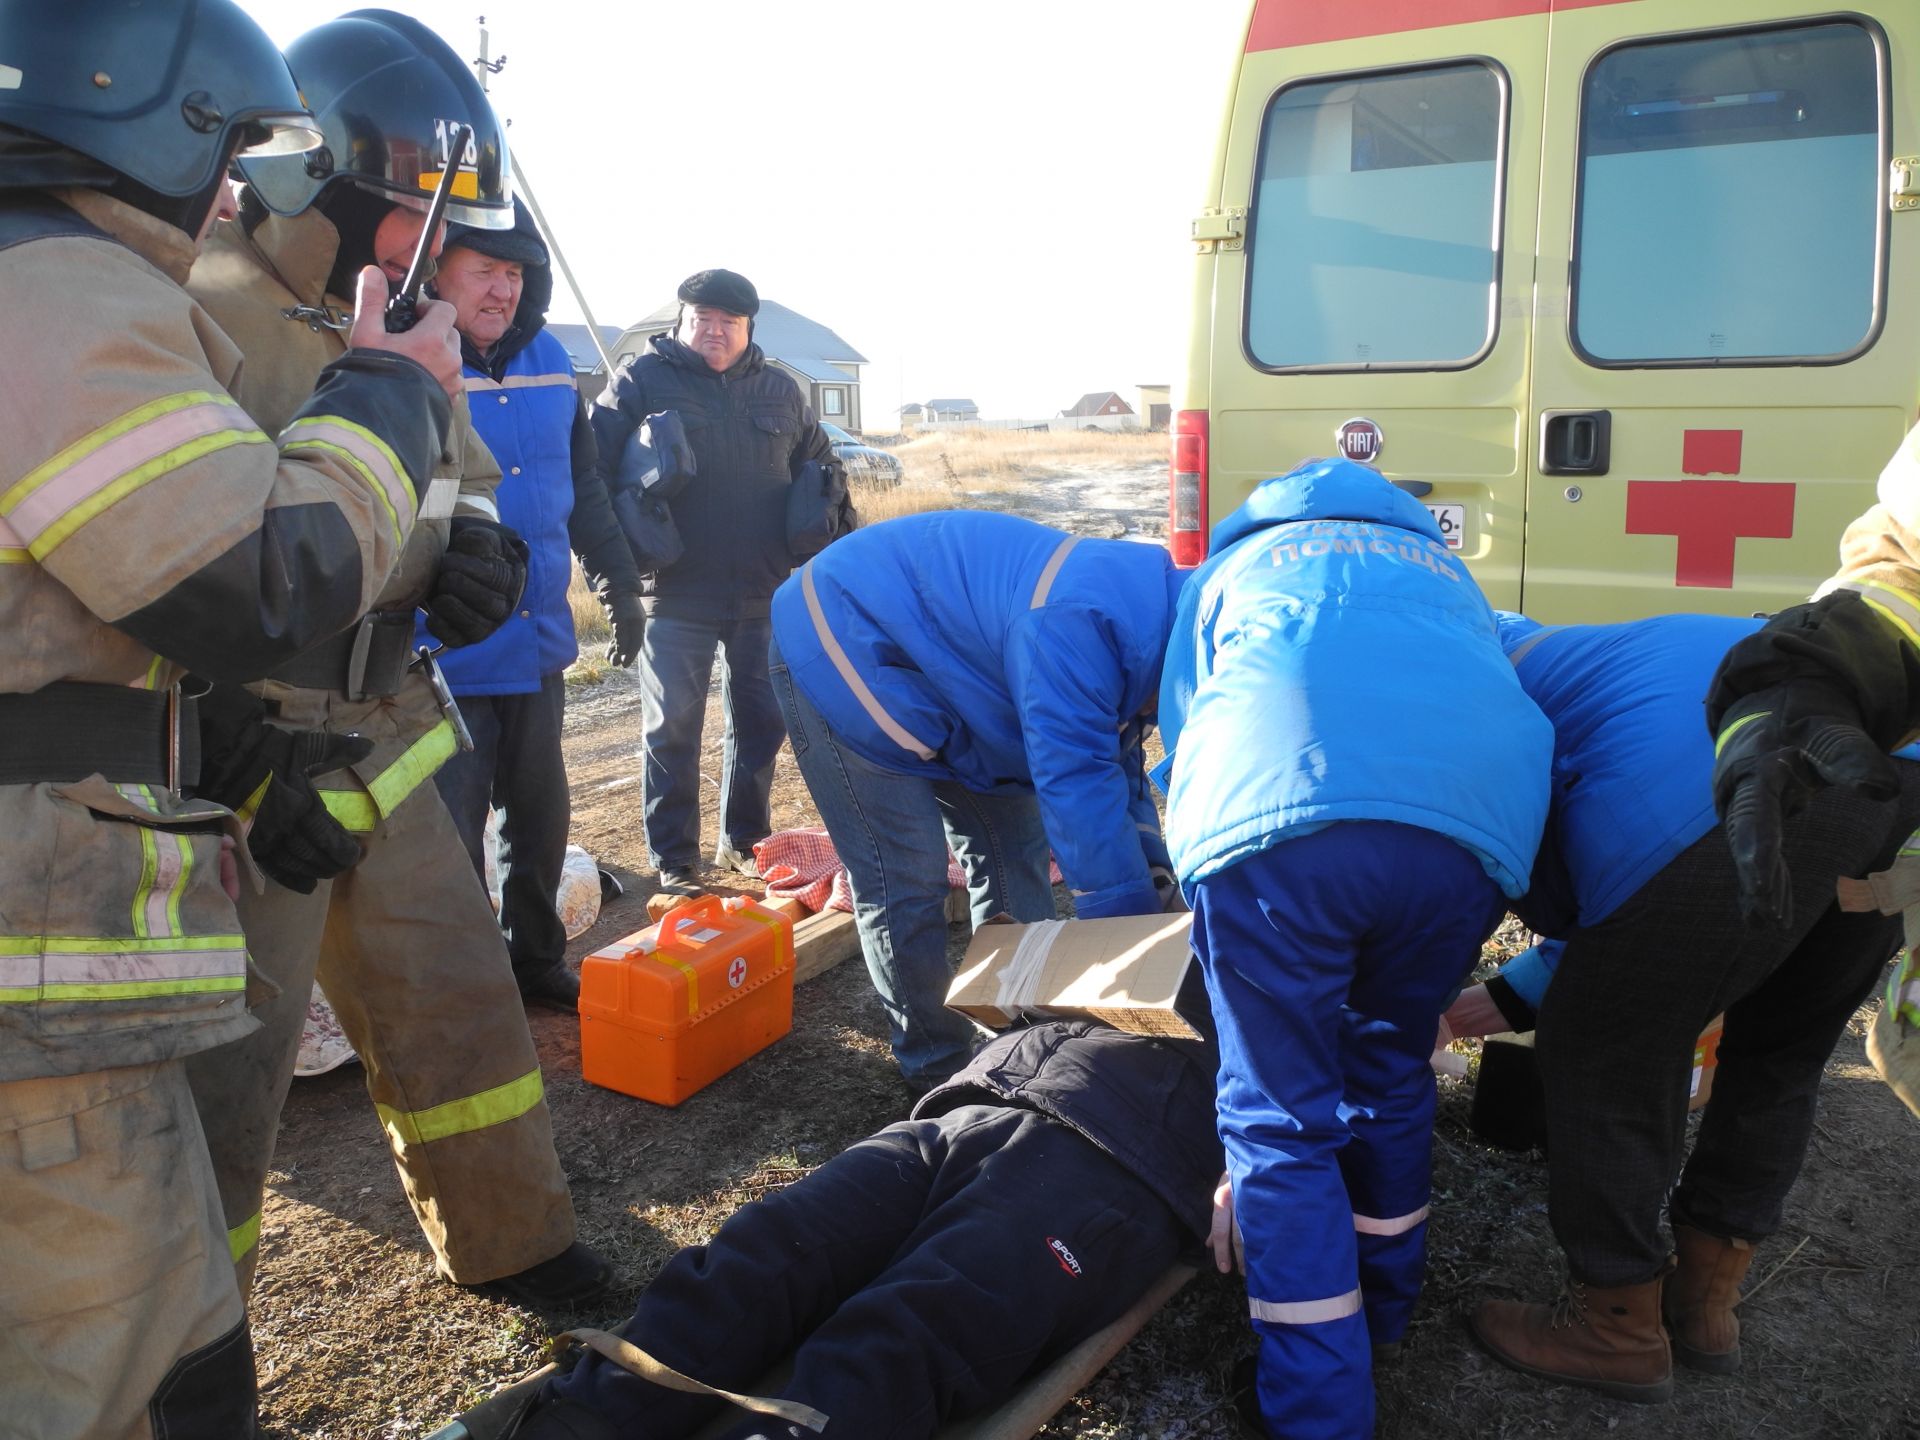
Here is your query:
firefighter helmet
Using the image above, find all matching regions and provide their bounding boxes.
[0,0,319,208]
[238,9,513,230]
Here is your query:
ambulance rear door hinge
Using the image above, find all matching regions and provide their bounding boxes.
[1192,208,1246,252]
[1893,157,1920,212]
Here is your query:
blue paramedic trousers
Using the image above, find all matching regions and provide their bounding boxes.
[768,637,1057,1086]
[1191,824,1505,1440]
[544,1104,1186,1439]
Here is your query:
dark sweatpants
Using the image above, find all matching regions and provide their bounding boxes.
[1539,764,1920,1287]
[432,673,571,980]
[547,1104,1187,1439]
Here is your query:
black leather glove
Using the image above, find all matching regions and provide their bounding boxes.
[423,517,529,648]
[192,681,375,894]
[606,593,645,667]
[1706,590,1913,927]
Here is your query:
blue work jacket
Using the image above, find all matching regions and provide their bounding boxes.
[770,510,1187,919]
[1156,458,1550,897]
[422,328,580,694]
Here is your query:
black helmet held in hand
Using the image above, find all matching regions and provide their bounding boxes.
[0,0,320,230]
[237,8,513,231]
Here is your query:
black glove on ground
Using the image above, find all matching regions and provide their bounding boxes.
[1705,589,1915,927]
[606,593,645,667]
[192,681,375,894]
[424,517,529,648]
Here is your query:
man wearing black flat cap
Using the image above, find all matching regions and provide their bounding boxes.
[590,268,834,893]
[423,209,643,1009]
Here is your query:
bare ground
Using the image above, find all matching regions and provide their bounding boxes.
[255,459,1920,1438]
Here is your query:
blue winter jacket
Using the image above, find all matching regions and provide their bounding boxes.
[1492,612,1761,1013]
[1155,458,1550,897]
[769,511,1187,920]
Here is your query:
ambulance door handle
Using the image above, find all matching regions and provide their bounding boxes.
[1539,410,1612,476]
[1391,478,1433,498]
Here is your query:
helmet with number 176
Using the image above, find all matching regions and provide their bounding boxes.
[238,8,513,231]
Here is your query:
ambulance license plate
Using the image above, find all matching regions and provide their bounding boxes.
[1426,504,1465,550]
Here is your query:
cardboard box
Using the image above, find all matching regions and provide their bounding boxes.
[579,895,794,1106]
[945,913,1202,1040]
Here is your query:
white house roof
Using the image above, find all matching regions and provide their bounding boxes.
[544,323,626,372]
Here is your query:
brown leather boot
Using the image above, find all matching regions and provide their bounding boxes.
[1470,1263,1674,1404]
[1664,1224,1754,1374]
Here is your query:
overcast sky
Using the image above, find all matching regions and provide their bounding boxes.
[239,0,1250,421]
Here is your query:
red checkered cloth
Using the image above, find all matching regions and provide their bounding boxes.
[754,828,1061,915]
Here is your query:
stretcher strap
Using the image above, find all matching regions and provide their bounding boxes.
[555,1329,828,1432]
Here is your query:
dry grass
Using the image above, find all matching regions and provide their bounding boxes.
[893,426,1164,491]
[569,562,610,645]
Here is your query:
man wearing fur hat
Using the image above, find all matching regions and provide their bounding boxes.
[589,269,835,893]
[423,212,643,1009]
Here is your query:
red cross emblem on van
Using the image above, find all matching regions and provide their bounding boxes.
[1623,430,1795,588]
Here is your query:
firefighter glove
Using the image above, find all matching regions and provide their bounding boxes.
[192,682,375,894]
[1710,680,1896,928]
[606,592,645,667]
[424,517,529,648]
[1707,591,1917,927]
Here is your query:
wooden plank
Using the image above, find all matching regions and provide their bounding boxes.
[791,909,861,985]
[688,1263,1195,1440]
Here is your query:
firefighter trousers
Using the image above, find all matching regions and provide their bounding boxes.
[184,781,577,1289]
[0,1062,256,1440]
[1191,824,1506,1440]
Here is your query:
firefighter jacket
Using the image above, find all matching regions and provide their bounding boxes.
[0,189,449,1081]
[188,209,502,833]
[1819,421,1920,627]
[916,1001,1223,1241]
[589,333,834,620]
[1155,458,1551,899]
[770,510,1184,919]
[424,249,640,695]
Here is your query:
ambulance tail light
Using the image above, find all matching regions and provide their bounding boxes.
[1170,409,1209,567]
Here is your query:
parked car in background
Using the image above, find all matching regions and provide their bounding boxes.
[822,421,903,486]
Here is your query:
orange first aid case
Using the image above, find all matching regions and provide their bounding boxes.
[579,895,795,1106]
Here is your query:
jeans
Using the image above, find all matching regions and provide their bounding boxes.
[768,638,1057,1086]
[637,613,785,871]
[432,673,571,978]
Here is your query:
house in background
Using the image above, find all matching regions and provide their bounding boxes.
[924,397,981,422]
[1061,391,1135,420]
[896,402,924,431]
[545,323,627,403]
[609,298,869,431]
[1136,384,1171,430]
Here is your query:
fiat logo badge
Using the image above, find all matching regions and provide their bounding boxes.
[1336,417,1384,465]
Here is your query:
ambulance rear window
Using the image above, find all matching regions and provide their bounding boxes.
[1244,62,1504,371]
[1573,21,1882,365]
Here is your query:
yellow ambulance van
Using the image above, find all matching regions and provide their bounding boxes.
[1173,0,1920,621]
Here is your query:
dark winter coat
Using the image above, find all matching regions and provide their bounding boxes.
[588,332,833,619]
[916,996,1223,1242]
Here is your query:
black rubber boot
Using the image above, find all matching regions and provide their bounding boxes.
[516,959,580,1011]
[468,1241,614,1310]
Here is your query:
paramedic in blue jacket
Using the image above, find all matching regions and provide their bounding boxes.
[1452,613,1920,1401]
[1156,458,1551,1440]
[767,511,1185,1090]
[422,212,644,1008]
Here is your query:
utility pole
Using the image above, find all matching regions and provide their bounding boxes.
[474,16,618,378]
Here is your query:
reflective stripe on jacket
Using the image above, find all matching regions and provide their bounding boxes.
[770,510,1184,918]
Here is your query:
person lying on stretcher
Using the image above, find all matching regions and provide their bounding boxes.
[436,987,1221,1440]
